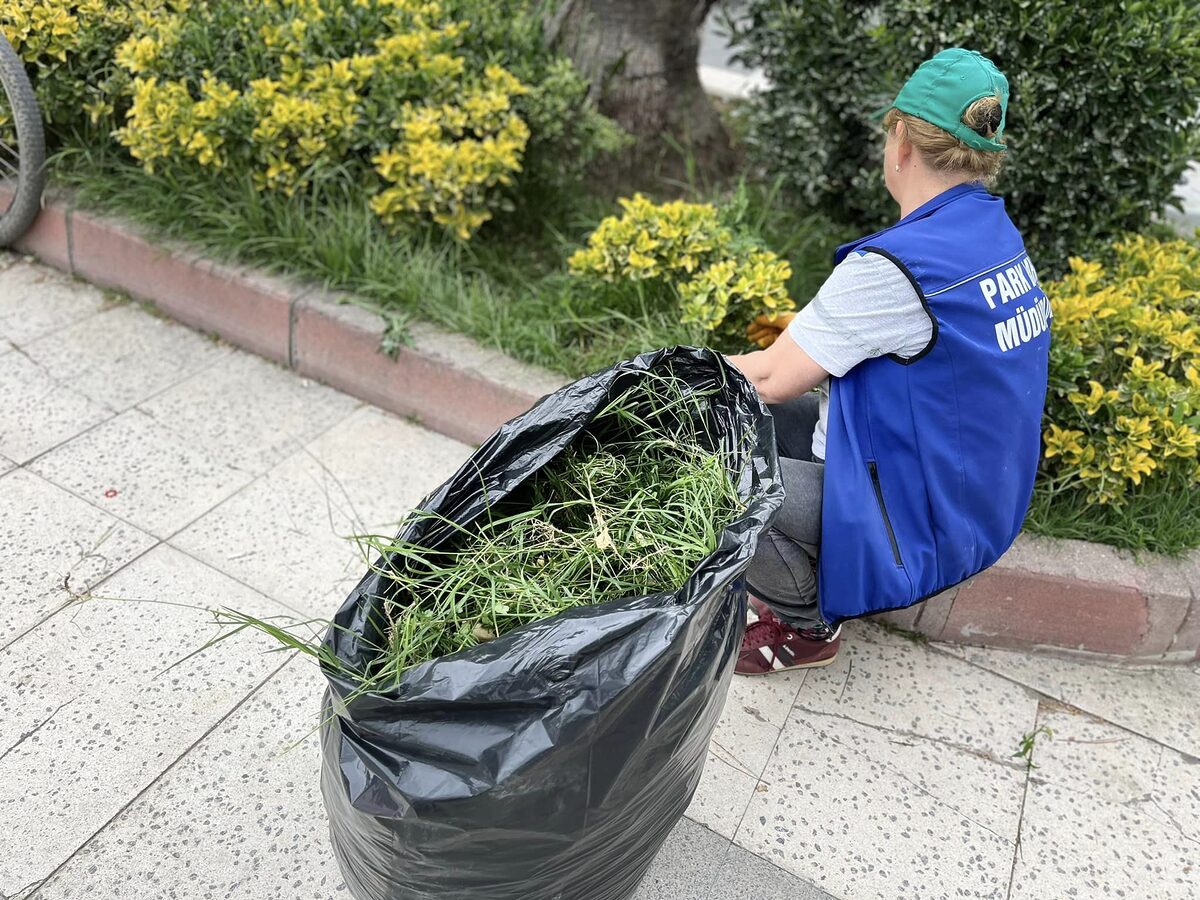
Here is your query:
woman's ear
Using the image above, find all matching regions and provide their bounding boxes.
[893,118,914,168]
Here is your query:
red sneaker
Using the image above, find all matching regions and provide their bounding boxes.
[736,607,841,676]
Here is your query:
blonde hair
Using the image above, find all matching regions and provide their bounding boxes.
[883,96,1006,183]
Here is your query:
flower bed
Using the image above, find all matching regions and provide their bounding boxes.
[1028,236,1200,553]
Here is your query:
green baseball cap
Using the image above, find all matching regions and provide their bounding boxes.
[874,48,1009,153]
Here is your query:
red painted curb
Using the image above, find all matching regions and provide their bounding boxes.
[292,291,540,446]
[6,195,1198,663]
[875,537,1199,662]
[3,186,71,271]
[70,211,296,364]
[947,569,1148,656]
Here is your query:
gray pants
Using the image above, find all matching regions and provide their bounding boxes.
[746,394,827,630]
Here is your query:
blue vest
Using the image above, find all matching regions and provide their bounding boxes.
[819,183,1050,624]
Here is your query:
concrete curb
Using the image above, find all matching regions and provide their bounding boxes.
[8,195,1198,663]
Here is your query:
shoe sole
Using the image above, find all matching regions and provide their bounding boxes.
[735,653,839,676]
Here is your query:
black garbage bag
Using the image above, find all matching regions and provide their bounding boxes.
[319,346,783,900]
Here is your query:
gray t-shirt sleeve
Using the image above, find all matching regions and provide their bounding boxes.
[787,250,934,377]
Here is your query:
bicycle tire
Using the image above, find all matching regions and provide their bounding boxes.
[0,31,46,248]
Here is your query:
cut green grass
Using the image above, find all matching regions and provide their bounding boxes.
[355,372,747,678]
[202,370,747,689]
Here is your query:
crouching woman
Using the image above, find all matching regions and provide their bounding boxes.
[729,49,1050,675]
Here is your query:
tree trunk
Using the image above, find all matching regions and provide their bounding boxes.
[551,0,737,188]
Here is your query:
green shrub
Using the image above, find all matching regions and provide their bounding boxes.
[730,0,1200,274]
[1040,235,1200,506]
[1,0,165,133]
[113,0,550,238]
[568,193,796,346]
[2,0,622,239]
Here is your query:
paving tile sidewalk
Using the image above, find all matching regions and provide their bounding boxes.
[2,253,1197,900]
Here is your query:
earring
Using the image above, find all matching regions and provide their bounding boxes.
[895,165,901,173]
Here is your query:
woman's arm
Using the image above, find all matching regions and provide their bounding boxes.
[727,330,831,405]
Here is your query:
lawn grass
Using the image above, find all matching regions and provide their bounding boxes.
[52,143,846,379]
[1024,473,1200,557]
